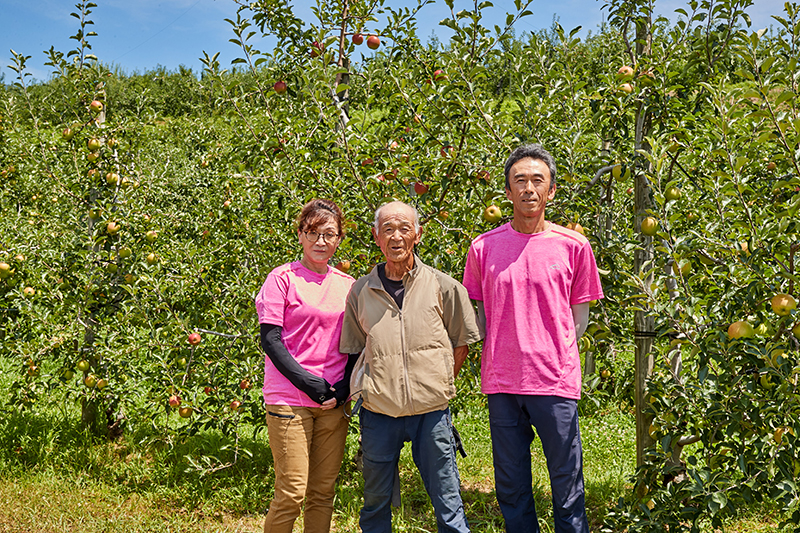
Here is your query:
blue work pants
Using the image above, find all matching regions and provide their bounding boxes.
[359,407,470,533]
[488,394,589,533]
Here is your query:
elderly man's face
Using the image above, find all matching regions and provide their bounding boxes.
[373,203,421,265]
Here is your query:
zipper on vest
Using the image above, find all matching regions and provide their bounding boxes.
[373,283,413,415]
[399,309,413,414]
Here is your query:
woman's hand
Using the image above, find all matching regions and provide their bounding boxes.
[320,395,337,410]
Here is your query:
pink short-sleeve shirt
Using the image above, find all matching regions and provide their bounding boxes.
[255,261,354,407]
[462,223,604,399]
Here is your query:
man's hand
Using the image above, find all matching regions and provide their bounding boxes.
[454,345,469,378]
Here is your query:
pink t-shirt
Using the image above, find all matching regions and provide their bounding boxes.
[462,223,604,399]
[254,261,354,407]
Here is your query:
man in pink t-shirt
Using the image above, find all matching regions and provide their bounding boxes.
[463,144,603,533]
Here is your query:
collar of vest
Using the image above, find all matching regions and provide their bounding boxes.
[366,255,425,289]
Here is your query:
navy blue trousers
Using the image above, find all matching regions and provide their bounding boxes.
[488,394,589,533]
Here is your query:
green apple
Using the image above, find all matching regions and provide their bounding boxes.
[727,320,755,339]
[483,205,502,223]
[640,217,658,236]
[771,293,796,316]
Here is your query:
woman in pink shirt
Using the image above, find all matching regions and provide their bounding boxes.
[254,199,356,533]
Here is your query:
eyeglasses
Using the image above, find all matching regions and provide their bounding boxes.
[303,230,340,243]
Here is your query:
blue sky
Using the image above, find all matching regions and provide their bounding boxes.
[0,0,789,82]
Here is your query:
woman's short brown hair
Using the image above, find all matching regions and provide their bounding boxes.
[296,199,346,238]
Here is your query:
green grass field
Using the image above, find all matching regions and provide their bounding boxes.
[0,358,789,532]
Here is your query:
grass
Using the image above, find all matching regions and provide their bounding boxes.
[0,368,791,532]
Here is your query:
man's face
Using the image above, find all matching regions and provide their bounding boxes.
[372,203,421,265]
[505,157,556,220]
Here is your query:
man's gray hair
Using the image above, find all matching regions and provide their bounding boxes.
[373,201,421,232]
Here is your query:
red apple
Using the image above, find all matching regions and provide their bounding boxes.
[239,378,251,390]
[433,69,447,81]
[89,100,104,113]
[188,332,202,345]
[310,41,324,58]
[335,260,351,273]
[273,80,287,94]
[413,182,429,195]
[367,35,380,50]
[169,395,181,408]
[178,406,193,418]
[352,33,364,45]
[230,400,242,412]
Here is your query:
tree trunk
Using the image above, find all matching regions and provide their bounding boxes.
[633,16,655,468]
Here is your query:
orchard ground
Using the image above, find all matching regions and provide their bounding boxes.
[0,357,789,532]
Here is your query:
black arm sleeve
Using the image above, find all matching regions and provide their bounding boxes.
[260,323,332,404]
[331,352,360,407]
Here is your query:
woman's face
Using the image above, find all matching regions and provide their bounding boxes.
[298,218,340,267]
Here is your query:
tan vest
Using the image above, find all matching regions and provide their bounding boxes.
[340,258,480,417]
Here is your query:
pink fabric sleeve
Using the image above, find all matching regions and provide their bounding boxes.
[462,243,483,302]
[569,240,604,305]
[255,271,289,326]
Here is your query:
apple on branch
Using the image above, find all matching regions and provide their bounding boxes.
[771,293,797,316]
[310,41,324,58]
[616,65,634,81]
[483,205,502,223]
[413,182,429,195]
[727,320,755,339]
[640,216,658,236]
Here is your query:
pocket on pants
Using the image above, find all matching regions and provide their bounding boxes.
[489,412,519,427]
[266,405,301,461]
